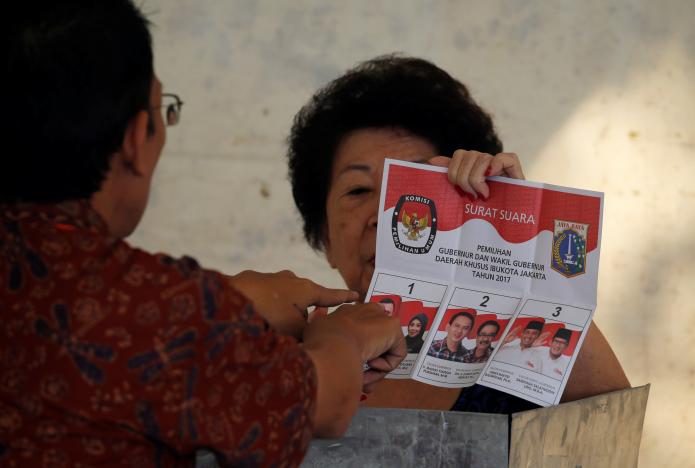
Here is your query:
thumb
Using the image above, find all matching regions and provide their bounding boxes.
[308,306,329,323]
[427,156,451,168]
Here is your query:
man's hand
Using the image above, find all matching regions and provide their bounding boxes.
[533,331,552,347]
[305,302,407,394]
[503,326,522,344]
[429,150,525,199]
[228,270,359,340]
[302,302,406,436]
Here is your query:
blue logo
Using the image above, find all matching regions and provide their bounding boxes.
[551,220,588,277]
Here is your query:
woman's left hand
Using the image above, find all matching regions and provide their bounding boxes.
[429,150,525,200]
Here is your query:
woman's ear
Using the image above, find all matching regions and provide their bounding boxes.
[119,110,150,175]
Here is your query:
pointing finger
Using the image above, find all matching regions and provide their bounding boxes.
[308,285,360,308]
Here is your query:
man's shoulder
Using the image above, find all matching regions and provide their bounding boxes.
[432,337,446,348]
[500,339,520,350]
[557,354,571,364]
[458,343,473,356]
[429,337,447,352]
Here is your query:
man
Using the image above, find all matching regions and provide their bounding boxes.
[426,311,474,362]
[495,320,544,371]
[378,297,397,317]
[539,329,573,379]
[1,2,405,466]
[464,320,500,364]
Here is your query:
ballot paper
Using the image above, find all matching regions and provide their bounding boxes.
[364,160,602,406]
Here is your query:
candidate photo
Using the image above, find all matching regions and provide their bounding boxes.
[463,320,501,364]
[405,313,429,354]
[426,311,474,363]
[538,328,573,379]
[494,319,545,372]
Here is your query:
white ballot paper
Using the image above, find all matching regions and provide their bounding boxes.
[364,160,603,406]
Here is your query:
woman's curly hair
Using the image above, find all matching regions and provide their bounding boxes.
[288,55,502,250]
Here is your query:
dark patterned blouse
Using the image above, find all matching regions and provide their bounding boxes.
[0,201,316,467]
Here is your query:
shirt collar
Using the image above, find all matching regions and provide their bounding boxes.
[1,199,109,235]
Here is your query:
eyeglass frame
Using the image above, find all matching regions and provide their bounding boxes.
[477,332,498,338]
[148,93,184,127]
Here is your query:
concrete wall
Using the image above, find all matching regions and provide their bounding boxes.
[130,1,695,465]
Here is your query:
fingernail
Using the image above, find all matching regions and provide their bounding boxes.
[348,291,359,300]
[480,192,489,201]
[360,394,368,401]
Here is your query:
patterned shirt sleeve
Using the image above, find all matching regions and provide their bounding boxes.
[0,202,317,468]
[115,254,318,467]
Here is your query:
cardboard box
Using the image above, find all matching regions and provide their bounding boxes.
[301,385,650,468]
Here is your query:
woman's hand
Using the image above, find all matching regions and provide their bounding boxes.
[429,150,525,199]
[228,270,359,340]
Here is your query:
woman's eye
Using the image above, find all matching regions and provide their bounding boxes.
[346,187,371,196]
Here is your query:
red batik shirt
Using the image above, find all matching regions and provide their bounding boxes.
[0,201,316,467]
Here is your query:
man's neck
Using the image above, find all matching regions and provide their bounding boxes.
[90,166,141,239]
[446,338,459,353]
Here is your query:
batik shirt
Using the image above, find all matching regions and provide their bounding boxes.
[0,201,316,467]
[462,346,493,364]
[426,338,470,362]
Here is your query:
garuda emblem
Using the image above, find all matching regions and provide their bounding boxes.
[391,194,437,254]
[401,211,429,241]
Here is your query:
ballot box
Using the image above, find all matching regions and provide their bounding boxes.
[300,385,650,468]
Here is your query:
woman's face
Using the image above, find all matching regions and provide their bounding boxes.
[324,128,437,298]
[408,318,423,337]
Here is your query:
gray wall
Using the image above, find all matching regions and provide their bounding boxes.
[130,1,695,466]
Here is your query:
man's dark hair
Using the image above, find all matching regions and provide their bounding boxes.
[448,311,474,327]
[553,328,572,342]
[3,0,154,203]
[379,298,395,305]
[288,55,503,250]
[477,320,500,335]
[525,320,544,332]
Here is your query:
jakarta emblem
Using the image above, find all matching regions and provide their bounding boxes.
[551,220,588,277]
[392,194,437,254]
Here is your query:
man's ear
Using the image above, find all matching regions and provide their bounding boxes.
[119,110,150,176]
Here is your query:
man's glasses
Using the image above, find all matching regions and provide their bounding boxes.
[478,332,497,338]
[156,93,184,126]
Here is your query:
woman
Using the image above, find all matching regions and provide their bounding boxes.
[406,313,428,354]
[287,55,629,413]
